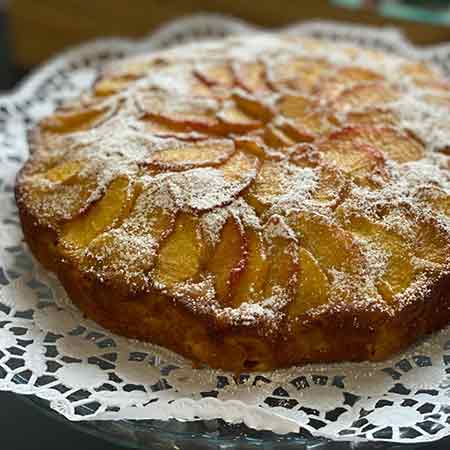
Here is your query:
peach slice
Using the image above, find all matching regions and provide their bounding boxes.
[140,118,209,140]
[325,126,425,164]
[93,57,168,96]
[268,57,332,93]
[136,93,219,132]
[232,92,274,122]
[317,66,383,101]
[318,135,386,180]
[277,95,334,141]
[340,214,415,302]
[41,103,113,134]
[206,218,247,302]
[60,176,131,250]
[93,56,168,95]
[220,149,260,184]
[335,66,383,83]
[281,111,334,143]
[217,101,262,134]
[94,78,132,97]
[194,61,235,88]
[415,186,450,217]
[413,220,450,267]
[147,139,235,170]
[244,160,289,215]
[290,143,323,168]
[343,108,398,128]
[288,248,330,317]
[231,228,269,307]
[333,82,399,112]
[152,213,205,288]
[84,205,175,289]
[293,212,363,273]
[311,166,348,206]
[263,218,298,299]
[415,78,450,93]
[263,124,295,148]
[235,136,284,161]
[232,60,270,93]
[277,94,315,120]
[42,161,81,183]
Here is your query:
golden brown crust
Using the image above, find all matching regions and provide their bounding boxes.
[18,210,450,372]
[15,34,450,372]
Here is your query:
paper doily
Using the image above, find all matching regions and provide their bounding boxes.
[1,14,450,445]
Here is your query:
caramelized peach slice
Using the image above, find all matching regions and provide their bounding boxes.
[42,161,81,183]
[415,78,450,93]
[217,101,262,134]
[140,118,208,140]
[84,205,175,288]
[263,124,295,148]
[293,212,362,272]
[340,215,414,302]
[235,136,284,161]
[336,66,383,83]
[60,177,131,250]
[281,111,334,143]
[333,82,399,111]
[344,108,398,128]
[232,92,273,122]
[416,186,450,217]
[232,60,269,93]
[268,57,332,93]
[263,219,298,299]
[220,149,260,183]
[137,93,219,132]
[194,61,235,88]
[94,56,166,95]
[319,135,386,180]
[148,139,235,170]
[277,94,315,120]
[311,166,348,206]
[325,126,425,164]
[245,160,289,215]
[231,229,269,306]
[152,213,205,288]
[318,66,383,101]
[288,248,330,317]
[413,220,450,267]
[277,95,334,141]
[290,143,323,168]
[207,218,247,302]
[41,103,112,134]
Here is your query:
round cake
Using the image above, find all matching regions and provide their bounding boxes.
[15,34,450,372]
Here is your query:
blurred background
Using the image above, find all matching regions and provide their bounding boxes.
[1,0,450,91]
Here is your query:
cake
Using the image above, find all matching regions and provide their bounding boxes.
[15,34,450,372]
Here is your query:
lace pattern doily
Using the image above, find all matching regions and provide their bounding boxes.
[1,14,450,445]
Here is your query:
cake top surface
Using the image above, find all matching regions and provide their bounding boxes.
[16,33,450,330]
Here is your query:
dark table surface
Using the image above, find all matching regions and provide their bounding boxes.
[2,12,450,450]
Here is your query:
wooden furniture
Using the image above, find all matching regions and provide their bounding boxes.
[8,0,450,68]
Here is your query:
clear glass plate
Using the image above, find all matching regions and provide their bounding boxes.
[16,369,447,450]
[22,394,403,450]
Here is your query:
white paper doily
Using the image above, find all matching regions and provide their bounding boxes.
[1,14,450,445]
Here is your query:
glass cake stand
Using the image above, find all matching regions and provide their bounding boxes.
[21,394,399,450]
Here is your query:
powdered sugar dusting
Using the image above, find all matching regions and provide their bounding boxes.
[18,32,450,330]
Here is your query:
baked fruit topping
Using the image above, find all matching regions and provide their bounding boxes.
[16,34,450,371]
